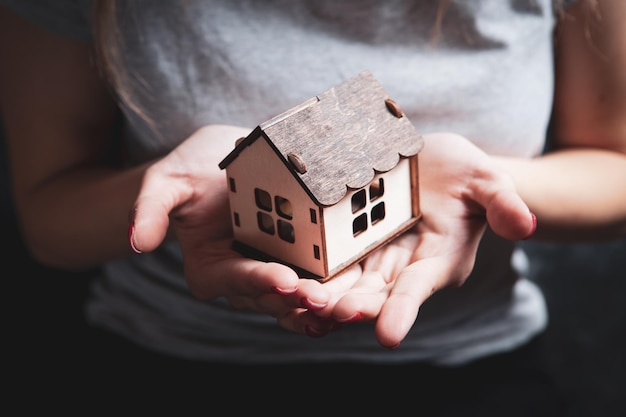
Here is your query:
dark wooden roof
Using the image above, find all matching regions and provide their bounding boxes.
[219,71,424,206]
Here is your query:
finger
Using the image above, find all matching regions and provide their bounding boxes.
[484,189,536,241]
[188,257,302,300]
[310,263,363,318]
[331,271,391,323]
[130,166,192,253]
[129,195,172,253]
[277,309,339,337]
[469,170,536,241]
[296,278,331,311]
[252,277,330,316]
[315,232,419,320]
[374,257,452,349]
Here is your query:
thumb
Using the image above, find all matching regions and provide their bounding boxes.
[128,167,188,253]
[484,189,536,241]
[129,195,172,253]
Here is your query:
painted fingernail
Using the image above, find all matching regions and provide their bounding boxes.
[300,297,327,311]
[522,212,537,240]
[304,325,327,338]
[335,312,363,324]
[128,223,142,253]
[272,286,297,295]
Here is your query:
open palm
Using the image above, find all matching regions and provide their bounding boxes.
[130,125,333,331]
[291,132,536,348]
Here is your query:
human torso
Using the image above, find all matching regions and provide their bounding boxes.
[6,0,557,364]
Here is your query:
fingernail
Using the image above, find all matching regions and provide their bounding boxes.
[304,325,327,338]
[385,342,401,350]
[335,312,363,324]
[272,286,297,295]
[300,297,326,311]
[522,212,537,240]
[128,223,142,253]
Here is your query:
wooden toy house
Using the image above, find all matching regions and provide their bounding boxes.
[218,71,424,281]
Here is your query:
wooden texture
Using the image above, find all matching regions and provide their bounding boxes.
[218,71,424,280]
[220,71,424,206]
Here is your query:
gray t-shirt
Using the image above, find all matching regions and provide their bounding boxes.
[4,0,564,365]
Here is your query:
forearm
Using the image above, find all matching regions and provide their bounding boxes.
[15,163,149,271]
[496,148,626,241]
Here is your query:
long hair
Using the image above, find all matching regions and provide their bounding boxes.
[93,0,144,122]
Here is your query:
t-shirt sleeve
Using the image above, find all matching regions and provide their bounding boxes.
[0,0,93,42]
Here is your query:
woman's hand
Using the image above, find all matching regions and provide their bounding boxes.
[301,132,537,348]
[129,125,334,334]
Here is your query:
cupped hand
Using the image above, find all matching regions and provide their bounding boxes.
[128,125,333,334]
[301,132,537,348]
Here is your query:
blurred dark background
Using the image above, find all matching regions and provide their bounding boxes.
[2,118,625,414]
[520,239,626,416]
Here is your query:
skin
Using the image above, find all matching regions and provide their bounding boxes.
[1,1,625,349]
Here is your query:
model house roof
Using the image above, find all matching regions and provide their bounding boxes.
[219,71,424,206]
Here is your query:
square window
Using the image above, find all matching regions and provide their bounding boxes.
[275,195,293,219]
[310,208,317,224]
[351,189,366,213]
[369,178,384,201]
[352,213,368,236]
[257,211,275,235]
[371,202,385,224]
[277,220,295,243]
[233,212,240,227]
[255,188,272,211]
